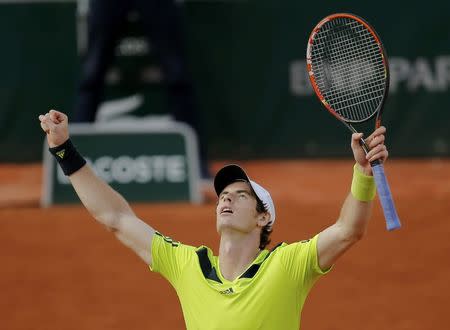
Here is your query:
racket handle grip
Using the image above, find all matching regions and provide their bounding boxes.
[371,163,401,231]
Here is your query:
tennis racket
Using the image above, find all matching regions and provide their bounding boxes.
[306,13,401,231]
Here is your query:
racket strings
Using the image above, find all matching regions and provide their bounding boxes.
[323,19,384,87]
[310,17,387,122]
[313,21,384,120]
[318,23,383,119]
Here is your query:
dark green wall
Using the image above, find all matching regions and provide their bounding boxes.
[0,3,78,162]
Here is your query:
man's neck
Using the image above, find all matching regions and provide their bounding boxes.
[218,232,261,281]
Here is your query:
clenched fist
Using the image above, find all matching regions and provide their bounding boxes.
[38,109,69,148]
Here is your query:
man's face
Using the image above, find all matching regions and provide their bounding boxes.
[216,181,260,234]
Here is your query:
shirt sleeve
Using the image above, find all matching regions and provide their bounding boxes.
[277,234,332,292]
[149,231,195,288]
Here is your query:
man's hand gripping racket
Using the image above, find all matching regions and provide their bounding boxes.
[306,13,401,231]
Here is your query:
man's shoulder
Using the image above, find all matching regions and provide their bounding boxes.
[271,238,315,250]
[268,236,318,258]
[154,231,207,255]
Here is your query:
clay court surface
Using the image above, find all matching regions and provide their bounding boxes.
[1,159,449,330]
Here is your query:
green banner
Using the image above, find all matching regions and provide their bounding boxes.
[41,122,201,205]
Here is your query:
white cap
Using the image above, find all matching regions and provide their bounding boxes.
[213,164,276,226]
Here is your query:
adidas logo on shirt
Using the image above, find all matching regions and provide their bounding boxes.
[219,288,234,295]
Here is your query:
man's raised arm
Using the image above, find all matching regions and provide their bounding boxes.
[317,127,388,270]
[39,109,155,266]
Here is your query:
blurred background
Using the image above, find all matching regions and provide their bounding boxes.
[0,0,449,329]
[1,0,449,163]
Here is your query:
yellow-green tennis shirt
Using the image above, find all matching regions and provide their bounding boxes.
[150,232,330,330]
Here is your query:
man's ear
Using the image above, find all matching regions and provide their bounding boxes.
[257,212,270,227]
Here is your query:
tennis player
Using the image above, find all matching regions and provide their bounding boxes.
[39,109,388,329]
